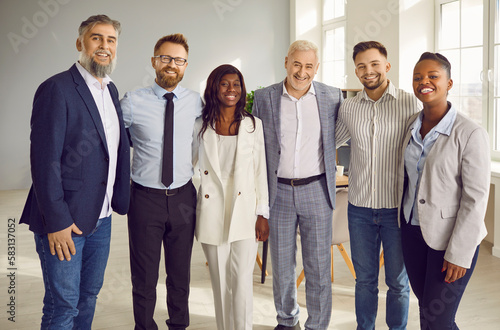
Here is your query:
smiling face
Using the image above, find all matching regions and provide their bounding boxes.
[354,48,391,91]
[217,73,241,109]
[76,23,117,79]
[152,42,188,91]
[412,59,453,107]
[284,49,319,99]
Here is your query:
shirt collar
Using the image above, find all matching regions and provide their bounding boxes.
[434,102,456,136]
[359,80,397,102]
[410,102,457,137]
[152,80,184,100]
[282,79,316,99]
[75,61,112,89]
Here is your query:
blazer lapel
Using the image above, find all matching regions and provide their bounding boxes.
[233,117,251,174]
[203,126,223,183]
[270,83,283,145]
[314,82,330,140]
[70,65,109,155]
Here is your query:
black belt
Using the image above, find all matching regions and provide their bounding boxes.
[277,174,325,187]
[132,180,191,197]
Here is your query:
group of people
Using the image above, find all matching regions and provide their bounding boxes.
[20,14,491,330]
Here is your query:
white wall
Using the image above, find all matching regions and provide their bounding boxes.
[0,0,290,190]
[290,0,323,80]
[345,0,400,89]
[398,0,435,92]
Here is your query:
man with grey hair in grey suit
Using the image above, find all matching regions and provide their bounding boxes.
[253,40,343,330]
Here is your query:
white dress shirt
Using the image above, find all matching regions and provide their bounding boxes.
[76,62,119,218]
[335,81,421,209]
[278,81,324,179]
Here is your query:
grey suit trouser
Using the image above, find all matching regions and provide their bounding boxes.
[270,176,333,330]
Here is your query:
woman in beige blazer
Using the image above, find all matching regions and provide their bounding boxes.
[397,52,490,329]
[192,64,269,330]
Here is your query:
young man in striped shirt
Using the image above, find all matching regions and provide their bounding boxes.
[335,41,420,330]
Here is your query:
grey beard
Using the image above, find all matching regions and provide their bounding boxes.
[79,52,116,78]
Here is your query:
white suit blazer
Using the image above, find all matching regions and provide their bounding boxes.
[397,111,490,268]
[192,116,269,245]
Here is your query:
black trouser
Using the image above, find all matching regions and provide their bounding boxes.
[400,219,479,330]
[128,181,197,330]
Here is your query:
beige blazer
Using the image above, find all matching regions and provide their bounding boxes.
[397,112,490,268]
[192,116,269,245]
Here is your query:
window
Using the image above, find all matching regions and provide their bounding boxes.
[436,0,500,159]
[323,0,345,21]
[436,0,483,124]
[322,0,346,88]
[492,0,500,153]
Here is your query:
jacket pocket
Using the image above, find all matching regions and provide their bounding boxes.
[441,205,459,219]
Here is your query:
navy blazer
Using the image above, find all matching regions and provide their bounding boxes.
[252,80,343,209]
[20,64,130,236]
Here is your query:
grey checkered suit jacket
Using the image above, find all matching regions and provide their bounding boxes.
[252,80,343,209]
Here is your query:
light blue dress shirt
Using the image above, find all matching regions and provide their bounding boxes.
[121,81,203,189]
[403,104,457,226]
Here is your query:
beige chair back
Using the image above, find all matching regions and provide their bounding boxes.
[332,188,349,245]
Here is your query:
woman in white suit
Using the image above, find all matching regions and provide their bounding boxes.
[192,64,269,330]
[398,52,490,329]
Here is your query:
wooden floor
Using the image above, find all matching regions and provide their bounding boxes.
[1,189,499,329]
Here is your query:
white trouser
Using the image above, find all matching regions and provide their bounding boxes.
[202,238,258,330]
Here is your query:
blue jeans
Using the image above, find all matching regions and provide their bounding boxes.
[348,204,410,330]
[34,216,111,330]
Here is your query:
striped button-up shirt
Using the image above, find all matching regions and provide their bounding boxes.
[335,81,421,209]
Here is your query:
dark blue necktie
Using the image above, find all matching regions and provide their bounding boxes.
[162,93,174,187]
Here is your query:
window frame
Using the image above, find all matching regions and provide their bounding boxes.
[321,0,347,89]
[435,0,499,160]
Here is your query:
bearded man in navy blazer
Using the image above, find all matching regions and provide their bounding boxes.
[253,40,343,330]
[20,15,130,329]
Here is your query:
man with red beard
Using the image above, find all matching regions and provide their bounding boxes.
[335,41,420,330]
[120,34,202,330]
[20,15,130,329]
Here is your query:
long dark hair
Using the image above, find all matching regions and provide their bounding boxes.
[199,64,255,138]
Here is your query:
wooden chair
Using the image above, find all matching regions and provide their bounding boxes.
[296,188,384,288]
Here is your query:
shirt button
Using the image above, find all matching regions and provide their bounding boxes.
[204,170,208,175]
[205,194,209,199]
[278,151,281,155]
[419,199,425,204]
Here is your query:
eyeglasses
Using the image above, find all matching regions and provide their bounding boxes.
[153,55,187,66]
